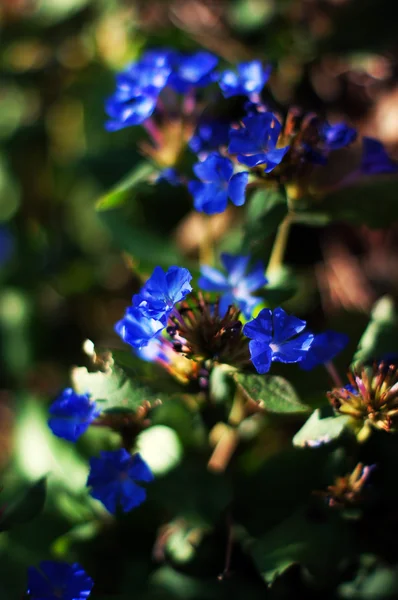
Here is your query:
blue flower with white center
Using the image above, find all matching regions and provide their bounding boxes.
[133,266,193,323]
[229,113,289,172]
[87,449,154,514]
[168,51,219,94]
[27,561,93,600]
[188,153,248,214]
[243,307,314,374]
[361,137,398,175]
[219,60,271,99]
[115,307,164,349]
[320,122,357,151]
[299,330,349,371]
[189,120,231,155]
[48,388,100,442]
[198,253,267,318]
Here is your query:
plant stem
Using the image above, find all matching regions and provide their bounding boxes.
[266,212,294,277]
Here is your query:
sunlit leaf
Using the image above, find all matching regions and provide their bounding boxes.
[293,408,350,448]
[235,373,309,414]
[96,162,157,211]
[354,295,398,364]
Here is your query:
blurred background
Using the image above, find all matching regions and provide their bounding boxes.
[1,0,398,597]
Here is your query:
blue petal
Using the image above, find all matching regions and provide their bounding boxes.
[193,153,233,183]
[120,480,147,512]
[228,172,248,206]
[272,332,314,364]
[272,307,307,345]
[221,253,250,284]
[361,137,398,175]
[190,181,229,214]
[198,265,229,291]
[263,146,290,172]
[300,330,349,371]
[243,261,268,292]
[236,152,270,167]
[243,309,273,342]
[128,453,155,482]
[248,340,272,374]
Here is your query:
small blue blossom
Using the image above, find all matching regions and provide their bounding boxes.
[115,307,164,349]
[219,60,271,99]
[156,167,181,186]
[198,253,267,318]
[188,153,248,214]
[243,307,314,374]
[87,449,154,514]
[134,266,193,323]
[320,122,357,151]
[0,225,14,266]
[189,120,231,155]
[48,388,100,442]
[105,49,173,131]
[229,113,289,172]
[27,561,94,600]
[299,331,349,371]
[361,137,398,175]
[168,51,219,94]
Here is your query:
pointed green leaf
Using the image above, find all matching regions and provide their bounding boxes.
[0,477,47,532]
[242,188,288,252]
[293,408,350,447]
[235,373,309,414]
[354,295,398,364]
[96,162,157,211]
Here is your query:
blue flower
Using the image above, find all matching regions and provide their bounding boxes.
[219,60,271,99]
[320,122,357,151]
[189,120,231,155]
[156,167,181,186]
[105,49,173,131]
[243,307,314,374]
[361,137,398,175]
[87,449,154,514]
[115,306,164,349]
[198,253,267,318]
[48,388,100,442]
[299,331,349,371]
[0,225,14,267]
[27,561,93,600]
[168,51,219,94]
[134,266,193,323]
[229,113,289,172]
[188,153,248,214]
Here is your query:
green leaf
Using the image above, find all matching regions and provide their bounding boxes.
[235,373,309,414]
[297,178,398,229]
[257,266,298,307]
[354,295,398,364]
[293,408,350,447]
[71,359,164,414]
[96,162,157,211]
[251,507,353,584]
[242,188,288,253]
[0,477,47,532]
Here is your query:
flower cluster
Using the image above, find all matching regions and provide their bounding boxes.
[114,256,349,377]
[105,48,398,215]
[327,362,398,441]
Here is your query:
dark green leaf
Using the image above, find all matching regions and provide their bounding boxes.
[354,295,398,364]
[0,477,47,532]
[293,408,350,447]
[251,507,354,584]
[96,162,157,211]
[235,373,309,414]
[242,188,288,252]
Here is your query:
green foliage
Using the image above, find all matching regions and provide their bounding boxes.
[0,478,47,532]
[242,188,288,255]
[293,408,351,448]
[354,295,398,364]
[71,359,165,414]
[235,372,309,414]
[96,162,157,211]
